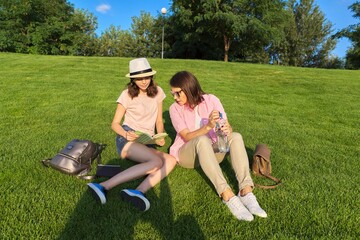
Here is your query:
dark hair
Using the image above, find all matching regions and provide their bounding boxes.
[127,76,158,99]
[169,71,205,108]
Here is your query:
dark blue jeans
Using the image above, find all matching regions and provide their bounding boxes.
[115,125,156,156]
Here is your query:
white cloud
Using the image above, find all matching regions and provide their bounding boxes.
[96,4,111,14]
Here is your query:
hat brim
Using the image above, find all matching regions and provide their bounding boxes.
[125,70,157,78]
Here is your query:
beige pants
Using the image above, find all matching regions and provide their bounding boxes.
[178,132,254,196]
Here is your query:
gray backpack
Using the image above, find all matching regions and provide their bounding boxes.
[42,139,106,179]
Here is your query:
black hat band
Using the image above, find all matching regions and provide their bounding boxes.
[130,68,153,76]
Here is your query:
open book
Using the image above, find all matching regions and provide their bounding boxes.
[134,131,168,145]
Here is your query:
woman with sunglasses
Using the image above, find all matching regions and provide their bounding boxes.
[169,71,267,221]
[88,58,177,211]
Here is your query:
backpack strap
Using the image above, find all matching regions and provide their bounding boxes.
[77,143,107,180]
[41,158,51,167]
[77,169,96,180]
[95,143,107,165]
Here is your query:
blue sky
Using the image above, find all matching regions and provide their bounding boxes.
[67,0,357,58]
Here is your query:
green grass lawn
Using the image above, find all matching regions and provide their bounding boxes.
[0,52,359,239]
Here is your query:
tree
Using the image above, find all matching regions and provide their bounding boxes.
[0,0,98,55]
[0,0,38,53]
[168,0,287,62]
[168,0,235,61]
[129,11,159,58]
[231,0,287,63]
[281,0,336,67]
[336,1,360,69]
[98,25,133,57]
[65,9,98,56]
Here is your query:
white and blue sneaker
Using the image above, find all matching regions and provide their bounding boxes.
[120,189,150,211]
[87,183,107,204]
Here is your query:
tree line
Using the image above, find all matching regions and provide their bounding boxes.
[1,0,359,69]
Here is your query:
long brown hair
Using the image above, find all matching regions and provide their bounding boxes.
[127,76,158,99]
[169,71,205,108]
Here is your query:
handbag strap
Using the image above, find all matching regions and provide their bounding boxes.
[253,156,282,189]
[254,172,282,189]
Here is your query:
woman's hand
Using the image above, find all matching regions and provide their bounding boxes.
[221,120,232,136]
[207,110,220,129]
[155,138,165,147]
[125,131,139,141]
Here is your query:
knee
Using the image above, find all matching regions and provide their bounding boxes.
[142,153,163,172]
[151,156,163,171]
[230,132,244,143]
[195,135,213,148]
[167,155,177,167]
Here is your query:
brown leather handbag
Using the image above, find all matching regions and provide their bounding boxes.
[252,144,282,189]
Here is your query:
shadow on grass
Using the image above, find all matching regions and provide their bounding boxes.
[58,161,205,239]
[163,110,176,146]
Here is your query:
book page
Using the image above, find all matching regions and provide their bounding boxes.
[152,132,168,140]
[134,131,168,145]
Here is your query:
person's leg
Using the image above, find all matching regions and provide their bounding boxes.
[118,150,176,211]
[88,129,163,207]
[101,142,163,190]
[178,135,230,196]
[179,135,253,221]
[136,150,177,193]
[227,132,267,218]
[120,151,176,212]
[227,132,254,192]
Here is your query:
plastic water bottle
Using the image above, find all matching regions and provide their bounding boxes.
[216,113,229,153]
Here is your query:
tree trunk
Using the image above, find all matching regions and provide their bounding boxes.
[224,34,230,62]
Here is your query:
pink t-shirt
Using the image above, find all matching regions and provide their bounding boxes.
[117,86,165,136]
[169,94,226,161]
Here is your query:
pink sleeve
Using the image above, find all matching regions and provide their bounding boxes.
[169,104,187,133]
[116,90,129,108]
[209,94,227,120]
[156,86,166,103]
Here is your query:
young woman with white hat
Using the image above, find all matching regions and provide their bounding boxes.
[88,58,177,211]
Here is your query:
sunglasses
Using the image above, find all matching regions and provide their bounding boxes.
[170,89,183,98]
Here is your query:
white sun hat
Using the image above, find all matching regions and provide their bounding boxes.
[125,58,157,78]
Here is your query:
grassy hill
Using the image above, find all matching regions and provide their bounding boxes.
[0,52,359,239]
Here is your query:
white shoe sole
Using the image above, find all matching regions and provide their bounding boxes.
[88,183,106,204]
[120,189,150,211]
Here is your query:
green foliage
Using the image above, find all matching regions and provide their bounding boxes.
[340,1,360,69]
[97,11,162,58]
[0,53,359,239]
[0,0,353,68]
[0,0,97,55]
[167,0,224,60]
[98,25,134,57]
[281,0,336,67]
[169,0,286,62]
[130,11,160,58]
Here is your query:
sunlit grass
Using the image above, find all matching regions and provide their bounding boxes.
[0,52,359,239]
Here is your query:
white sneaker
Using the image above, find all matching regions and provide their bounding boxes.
[239,192,267,218]
[223,196,254,221]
